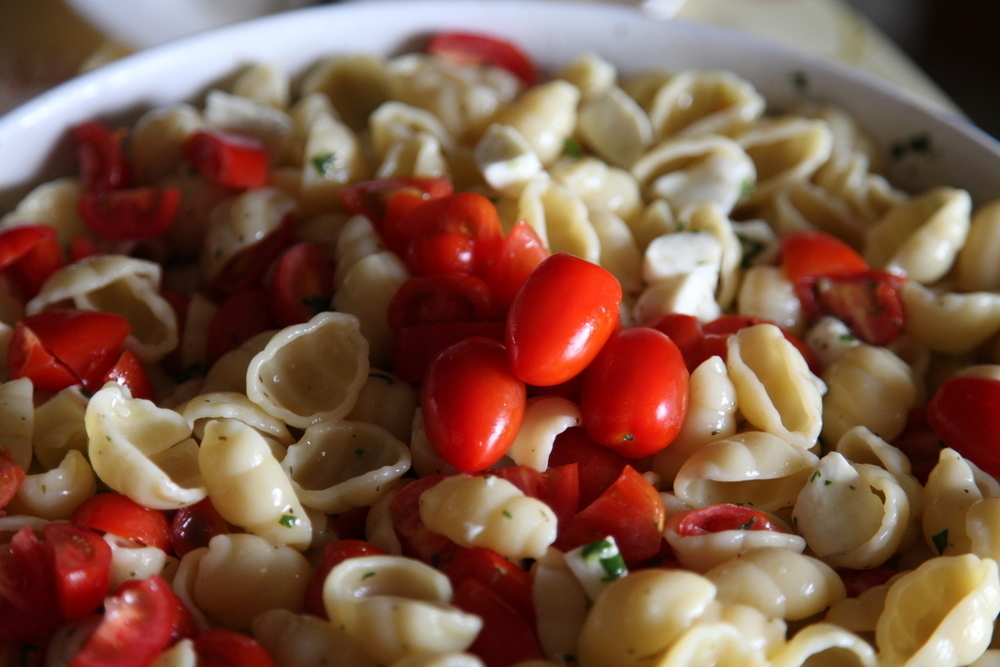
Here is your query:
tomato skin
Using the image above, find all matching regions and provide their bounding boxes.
[506,253,622,387]
[194,628,276,667]
[670,504,785,536]
[549,427,629,509]
[397,192,503,278]
[390,475,459,565]
[422,337,527,472]
[72,493,172,553]
[78,187,181,241]
[102,349,155,401]
[485,464,580,526]
[170,497,231,559]
[391,320,505,384]
[205,287,275,364]
[303,540,386,618]
[580,327,689,458]
[0,224,66,300]
[927,375,1000,478]
[182,130,269,190]
[208,213,294,294]
[388,274,495,331]
[0,448,26,511]
[891,407,942,485]
[444,547,536,623]
[487,220,549,311]
[452,577,543,667]
[427,32,538,87]
[42,523,112,623]
[0,527,61,643]
[781,230,868,283]
[268,241,334,327]
[74,121,131,193]
[798,270,906,346]
[839,567,899,598]
[338,177,453,233]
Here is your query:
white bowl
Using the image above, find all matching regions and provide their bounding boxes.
[1,0,999,212]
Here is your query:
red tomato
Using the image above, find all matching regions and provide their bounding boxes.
[506,253,622,387]
[557,466,666,564]
[580,327,689,458]
[102,349,156,401]
[70,235,103,262]
[194,628,276,667]
[452,577,543,667]
[647,312,706,371]
[69,575,187,667]
[0,224,66,300]
[397,192,503,277]
[72,493,172,553]
[549,427,629,509]
[891,408,942,484]
[422,337,527,472]
[391,320,505,384]
[427,32,538,87]
[781,230,868,283]
[387,274,495,330]
[839,567,899,598]
[208,213,294,294]
[405,230,477,275]
[303,539,385,618]
[701,314,820,374]
[389,475,459,566]
[182,130,269,190]
[927,375,1000,478]
[338,177,453,231]
[798,270,906,346]
[8,309,131,392]
[0,448,26,511]
[444,547,535,623]
[486,463,580,526]
[0,527,61,643]
[268,241,334,327]
[170,498,231,559]
[670,504,785,536]
[205,287,275,364]
[73,121,131,193]
[78,187,180,241]
[487,220,549,311]
[42,522,112,622]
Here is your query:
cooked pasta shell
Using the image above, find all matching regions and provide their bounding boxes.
[176,391,294,445]
[0,177,87,247]
[473,123,544,198]
[32,387,89,470]
[767,180,866,251]
[104,534,175,591]
[369,101,455,162]
[11,449,96,521]
[493,80,580,166]
[736,265,804,334]
[550,156,644,226]
[376,131,449,180]
[770,623,877,667]
[901,280,1000,354]
[203,89,292,158]
[515,178,601,262]
[251,608,376,667]
[333,214,387,289]
[645,70,765,140]
[577,85,654,168]
[246,312,369,429]
[735,116,833,209]
[130,103,204,184]
[589,208,644,295]
[346,369,419,444]
[531,548,590,665]
[556,51,617,100]
[230,62,290,110]
[506,396,581,471]
[922,448,1000,557]
[633,270,722,325]
[201,330,274,395]
[957,199,1000,292]
[653,622,768,667]
[0,378,32,469]
[299,54,394,132]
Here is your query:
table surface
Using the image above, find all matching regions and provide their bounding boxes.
[0,0,959,117]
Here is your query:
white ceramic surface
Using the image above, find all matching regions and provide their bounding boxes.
[1,0,998,211]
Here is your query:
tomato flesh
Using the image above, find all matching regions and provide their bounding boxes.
[672,504,785,536]
[927,375,1000,478]
[182,130,269,190]
[303,540,385,618]
[72,492,172,553]
[43,523,112,623]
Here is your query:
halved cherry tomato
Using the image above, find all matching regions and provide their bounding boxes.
[182,130,269,190]
[580,327,689,458]
[205,287,275,364]
[388,274,495,330]
[487,220,549,311]
[0,448,26,511]
[43,522,112,622]
[194,628,276,667]
[927,375,1000,478]
[781,230,868,283]
[389,475,459,566]
[891,407,942,484]
[170,497,231,559]
[798,270,906,346]
[485,463,580,526]
[549,427,629,510]
[268,241,334,327]
[78,187,180,241]
[74,121,131,193]
[0,224,66,300]
[8,309,131,392]
[452,577,544,667]
[557,466,665,565]
[72,492,172,553]
[303,539,385,618]
[839,567,899,598]
[444,547,535,623]
[422,337,526,472]
[397,192,504,277]
[70,235,103,262]
[0,527,61,643]
[69,575,188,667]
[427,32,538,87]
[208,214,294,294]
[391,320,505,384]
[506,253,622,387]
[670,504,785,536]
[102,349,155,401]
[339,177,453,228]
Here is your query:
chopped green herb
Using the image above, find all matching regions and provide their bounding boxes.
[563,136,583,158]
[810,470,822,482]
[581,539,613,560]
[362,571,376,580]
[791,70,809,92]
[736,233,767,269]
[824,480,833,486]
[279,514,298,528]
[502,510,513,519]
[737,517,756,530]
[932,529,949,555]
[739,178,756,200]
[312,152,337,176]
[890,133,934,161]
[838,333,857,343]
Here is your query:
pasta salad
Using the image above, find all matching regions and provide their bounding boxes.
[1,28,1000,667]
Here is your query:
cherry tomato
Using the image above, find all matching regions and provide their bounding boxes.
[405,230,477,275]
[73,121,131,193]
[669,504,785,536]
[170,497,231,559]
[485,463,580,526]
[0,448,26,511]
[0,527,61,643]
[194,628,276,667]
[0,224,66,300]
[389,475,459,566]
[205,287,275,364]
[647,312,706,371]
[506,253,622,387]
[8,309,131,392]
[42,522,112,622]
[781,230,868,283]
[69,575,188,667]
[338,177,453,232]
[487,220,549,311]
[102,349,155,401]
[701,314,819,374]
[391,320,505,384]
[182,129,269,190]
[422,337,527,472]
[557,466,666,564]
[70,235,103,262]
[208,213,294,294]
[549,427,629,509]
[78,187,181,241]
[303,539,385,618]
[799,270,906,346]
[387,274,495,330]
[839,567,899,598]
[580,327,689,458]
[268,241,334,327]
[452,577,544,667]
[891,407,942,485]
[427,32,538,87]
[443,547,535,623]
[927,375,1000,478]
[398,192,503,277]
[72,493,172,553]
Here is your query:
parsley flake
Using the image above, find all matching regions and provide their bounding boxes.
[279,514,298,528]
[932,529,949,555]
[312,152,337,176]
[563,136,583,158]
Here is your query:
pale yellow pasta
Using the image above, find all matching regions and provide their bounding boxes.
[922,448,1000,557]
[104,534,175,591]
[688,203,743,309]
[901,280,1000,354]
[727,324,824,449]
[550,156,644,227]
[0,177,87,246]
[246,312,368,428]
[865,186,972,284]
[251,608,377,667]
[709,603,787,659]
[633,268,722,324]
[577,85,653,168]
[631,135,756,218]
[972,651,1000,667]
[0,377,32,469]
[150,639,197,667]
[130,103,204,183]
[673,431,818,512]
[370,101,456,162]
[957,200,1000,292]
[735,116,833,209]
[642,230,723,285]
[231,62,290,109]
[392,653,485,667]
[704,547,845,621]
[376,132,450,181]
[185,533,311,632]
[651,355,738,485]
[804,315,861,368]
[203,88,292,157]
[493,80,580,166]
[531,548,590,664]
[514,177,601,263]
[814,149,906,224]
[332,251,410,369]
[407,409,460,478]
[642,70,765,140]
[199,418,311,549]
[322,555,481,665]
[473,123,545,198]
[735,265,804,334]
[577,569,717,667]
[630,198,679,251]
[177,390,294,447]
[332,213,386,287]
[824,579,893,637]
[86,383,205,510]
[588,208,643,294]
[200,329,273,395]
[345,369,419,444]
[27,254,178,362]
[769,623,877,667]
[299,114,365,213]
[506,396,580,472]
[556,51,617,100]
[419,474,558,559]
[299,54,393,131]
[876,554,1000,667]
[766,180,867,250]
[968,498,1000,562]
[11,450,96,520]
[653,621,768,667]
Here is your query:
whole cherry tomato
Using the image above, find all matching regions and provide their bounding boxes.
[927,375,1000,478]
[397,192,503,277]
[579,326,689,458]
[427,32,538,87]
[422,337,526,472]
[505,253,621,387]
